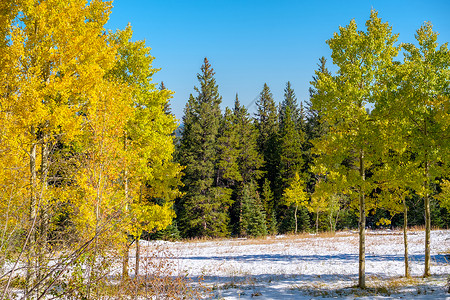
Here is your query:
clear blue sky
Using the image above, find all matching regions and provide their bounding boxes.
[105,0,450,121]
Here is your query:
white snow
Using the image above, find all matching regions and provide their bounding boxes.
[136,230,450,299]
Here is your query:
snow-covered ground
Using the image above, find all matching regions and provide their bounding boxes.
[137,230,450,299]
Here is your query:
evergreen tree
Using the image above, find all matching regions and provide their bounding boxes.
[239,181,267,237]
[279,81,300,129]
[217,106,241,188]
[159,81,172,115]
[220,95,264,235]
[307,57,329,134]
[234,95,264,184]
[255,83,281,207]
[261,178,277,234]
[279,107,305,188]
[177,58,231,238]
[278,107,307,232]
[306,57,330,157]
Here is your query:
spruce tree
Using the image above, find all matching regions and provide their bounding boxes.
[159,81,172,115]
[255,83,281,209]
[304,57,330,196]
[278,107,307,232]
[177,58,231,238]
[261,178,277,234]
[239,181,267,237]
[220,95,264,235]
[279,107,305,186]
[234,96,264,184]
[279,81,301,129]
[217,106,242,188]
[306,57,329,143]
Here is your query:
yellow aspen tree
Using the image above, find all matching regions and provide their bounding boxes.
[311,10,399,288]
[106,25,182,279]
[283,172,309,234]
[1,0,118,297]
[397,24,449,277]
[310,179,337,233]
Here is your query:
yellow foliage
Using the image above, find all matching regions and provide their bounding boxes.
[283,172,309,208]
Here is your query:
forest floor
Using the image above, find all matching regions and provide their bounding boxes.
[135,229,450,299]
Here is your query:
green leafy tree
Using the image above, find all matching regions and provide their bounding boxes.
[311,10,399,288]
[106,25,182,278]
[380,23,450,277]
[283,173,309,234]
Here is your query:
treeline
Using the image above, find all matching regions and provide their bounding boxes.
[172,11,449,287]
[173,32,449,240]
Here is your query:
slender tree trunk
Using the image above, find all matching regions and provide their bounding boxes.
[135,238,140,278]
[424,161,431,277]
[35,139,49,297]
[423,120,431,278]
[333,208,341,234]
[122,132,130,281]
[329,212,333,233]
[26,133,37,299]
[316,211,319,234]
[358,149,366,289]
[122,245,129,280]
[403,196,410,278]
[294,204,298,234]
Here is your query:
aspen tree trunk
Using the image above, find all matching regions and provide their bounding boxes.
[134,186,144,280]
[423,119,431,277]
[316,211,319,234]
[135,238,140,278]
[122,133,130,280]
[294,204,298,234]
[26,129,37,299]
[329,213,333,233]
[35,139,49,297]
[403,197,410,278]
[358,149,366,289]
[122,248,129,281]
[424,159,431,277]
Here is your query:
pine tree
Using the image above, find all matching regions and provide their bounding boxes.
[239,181,267,237]
[255,83,281,208]
[177,58,231,238]
[217,106,241,188]
[279,81,301,129]
[306,57,330,143]
[278,107,307,232]
[279,107,305,188]
[261,178,277,234]
[222,96,264,235]
[159,81,172,115]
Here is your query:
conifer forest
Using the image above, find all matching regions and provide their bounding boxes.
[0,1,449,299]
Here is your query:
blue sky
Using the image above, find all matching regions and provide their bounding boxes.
[105,0,450,121]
